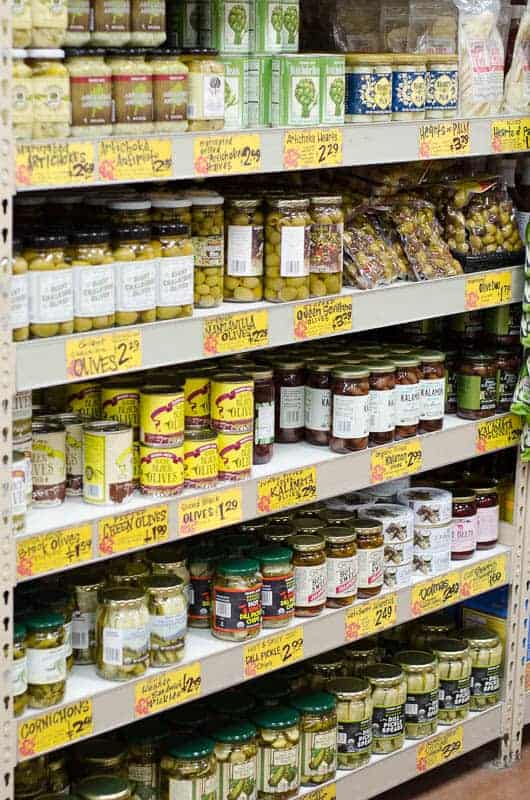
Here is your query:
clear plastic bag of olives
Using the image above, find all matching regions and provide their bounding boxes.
[343,209,409,289]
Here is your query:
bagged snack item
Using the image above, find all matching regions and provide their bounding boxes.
[380,0,410,52]
[343,209,409,290]
[317,0,382,52]
[407,0,457,53]
[503,1,530,113]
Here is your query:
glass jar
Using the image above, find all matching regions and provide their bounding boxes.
[210,689,256,724]
[460,627,503,710]
[25,232,73,338]
[291,517,327,537]
[466,479,499,549]
[64,0,90,44]
[253,706,300,800]
[184,428,218,488]
[109,51,154,134]
[262,522,295,546]
[160,737,217,800]
[391,55,426,120]
[130,0,165,45]
[247,366,274,465]
[364,664,406,754]
[484,304,521,347]
[251,546,295,628]
[324,527,357,608]
[15,757,47,797]
[76,776,134,800]
[252,676,291,708]
[212,558,262,641]
[41,588,74,671]
[265,198,311,303]
[343,639,381,677]
[13,623,28,717]
[108,557,150,589]
[409,615,456,651]
[146,575,187,667]
[96,587,149,681]
[289,534,326,617]
[128,720,169,800]
[395,650,439,738]
[418,349,445,433]
[366,360,395,445]
[394,356,421,439]
[319,508,356,527]
[444,349,457,414]
[351,518,384,598]
[151,195,192,225]
[225,198,264,302]
[309,653,348,690]
[329,677,372,770]
[91,0,130,45]
[26,611,66,708]
[291,692,337,786]
[273,359,305,443]
[451,488,477,560]
[110,199,152,226]
[148,51,188,131]
[151,222,194,320]
[70,228,115,332]
[181,52,224,131]
[188,548,217,628]
[28,50,70,136]
[30,0,67,46]
[495,348,520,412]
[214,721,258,800]
[456,353,497,420]
[149,546,190,588]
[112,224,157,326]
[66,49,112,136]
[330,366,370,453]
[12,52,33,140]
[304,360,332,447]
[11,237,29,342]
[191,194,224,308]
[47,753,70,794]
[432,638,472,724]
[13,0,32,47]
[309,196,343,297]
[74,738,128,781]
[71,568,104,665]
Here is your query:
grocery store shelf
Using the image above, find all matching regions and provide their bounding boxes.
[525,693,530,726]
[15,265,523,391]
[16,549,509,759]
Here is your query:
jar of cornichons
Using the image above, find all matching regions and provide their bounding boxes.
[146,575,187,667]
[25,232,73,338]
[69,228,115,332]
[251,546,295,628]
[210,372,254,434]
[395,650,439,738]
[151,223,194,321]
[291,692,337,786]
[47,751,70,794]
[73,738,129,780]
[212,558,262,641]
[188,547,216,628]
[304,360,332,446]
[418,350,446,433]
[149,545,190,588]
[323,527,357,608]
[26,612,67,708]
[451,488,477,560]
[460,626,503,710]
[265,198,311,303]
[248,366,275,465]
[329,677,372,769]
[392,55,426,120]
[364,664,407,754]
[432,638,472,724]
[444,349,458,414]
[309,653,348,690]
[127,719,169,800]
[76,776,135,800]
[71,569,105,665]
[253,706,300,800]
[289,534,327,617]
[190,193,224,308]
[365,360,395,445]
[330,366,370,453]
[96,587,149,681]
[495,348,520,412]
[13,623,28,717]
[224,197,264,302]
[397,486,452,525]
[273,359,305,443]
[425,55,458,119]
[350,518,384,598]
[28,50,70,137]
[393,356,421,439]
[112,224,157,326]
[11,237,29,343]
[466,479,499,549]
[108,51,154,135]
[309,196,344,297]
[456,352,497,420]
[181,51,225,131]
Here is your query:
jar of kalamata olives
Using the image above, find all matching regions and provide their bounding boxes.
[273,359,305,443]
[330,367,369,453]
[418,350,445,433]
[365,361,395,446]
[394,356,420,439]
[305,361,332,446]
[249,366,275,464]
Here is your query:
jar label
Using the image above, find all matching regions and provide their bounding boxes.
[157,255,194,307]
[300,729,337,778]
[310,222,343,273]
[27,645,66,684]
[261,573,295,621]
[255,401,275,445]
[414,522,452,551]
[149,611,187,644]
[227,225,264,277]
[257,745,299,794]
[470,665,500,696]
[184,441,217,486]
[32,430,66,495]
[516,210,530,242]
[372,703,405,738]
[140,392,184,446]
[392,70,426,112]
[369,389,395,433]
[29,269,73,324]
[32,0,66,28]
[211,381,254,431]
[439,678,470,709]
[327,554,358,599]
[32,76,70,121]
[113,74,154,124]
[219,756,257,800]
[153,73,188,122]
[187,72,225,119]
[169,774,217,800]
[94,0,130,31]
[212,583,262,633]
[457,374,497,412]
[67,0,89,29]
[189,576,212,622]
[385,561,412,589]
[71,75,112,127]
[72,611,95,651]
[131,0,164,31]
[357,545,384,589]
[332,393,369,439]
[218,432,253,479]
[385,538,413,564]
[405,690,439,723]
[12,468,26,516]
[345,69,392,116]
[129,763,157,800]
[12,656,27,697]
[338,718,372,753]
[193,235,224,267]
[64,620,73,658]
[420,378,445,421]
[280,225,310,277]
[305,386,331,432]
[102,625,149,667]
[115,259,157,312]
[394,383,420,426]
[279,385,305,430]
[476,504,499,544]
[426,69,458,111]
[11,273,29,330]
[12,77,32,125]
[497,367,518,407]
[451,514,477,553]
[73,263,114,316]
[184,376,210,426]
[294,563,326,607]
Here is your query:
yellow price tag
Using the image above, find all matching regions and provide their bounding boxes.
[460,554,507,599]
[416,726,464,772]
[98,505,169,556]
[283,128,342,170]
[370,439,423,485]
[17,525,92,579]
[418,120,470,159]
[244,627,304,679]
[465,271,512,311]
[476,413,522,454]
[178,488,242,536]
[257,467,317,514]
[491,118,530,153]
[193,133,261,176]
[98,138,172,181]
[16,142,95,188]
[304,785,336,800]
[65,329,142,381]
[203,310,269,356]
[135,662,201,717]
[411,571,461,617]
[345,593,397,641]
[293,297,352,340]
[18,700,93,759]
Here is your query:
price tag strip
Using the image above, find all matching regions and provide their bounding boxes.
[203,310,269,356]
[194,133,261,176]
[418,121,471,159]
[257,467,317,513]
[17,525,92,579]
[410,571,461,617]
[16,142,95,188]
[345,593,397,641]
[465,271,512,311]
[370,439,423,485]
[18,700,93,758]
[476,414,522,454]
[65,329,142,380]
[283,128,342,170]
[491,118,530,153]
[460,554,507,599]
[178,488,242,536]
[98,139,172,181]
[98,505,169,556]
[243,627,304,679]
[135,662,201,717]
[293,297,353,340]
[416,726,464,772]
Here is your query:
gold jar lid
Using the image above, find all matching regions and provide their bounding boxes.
[417,349,446,364]
[323,527,357,545]
[452,488,476,504]
[364,360,396,373]
[460,626,500,647]
[101,587,145,605]
[291,517,327,535]
[331,367,370,379]
[288,534,325,552]
[350,518,383,536]
[328,676,371,699]
[465,478,498,495]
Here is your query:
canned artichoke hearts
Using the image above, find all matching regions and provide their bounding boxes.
[83,421,135,505]
[184,371,211,428]
[101,382,140,435]
[184,428,218,488]
[217,432,253,480]
[140,384,185,447]
[211,373,254,433]
[31,422,66,507]
[65,381,101,418]
[139,444,184,496]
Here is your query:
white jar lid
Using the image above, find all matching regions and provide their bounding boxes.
[150,196,191,208]
[27,49,65,59]
[108,200,152,210]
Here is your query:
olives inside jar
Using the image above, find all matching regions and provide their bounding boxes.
[305,360,332,446]
[11,237,29,342]
[351,518,384,598]
[212,558,262,641]
[191,193,224,308]
[451,488,477,560]
[112,224,157,326]
[265,198,311,303]
[395,650,439,738]
[393,356,420,439]
[249,366,275,465]
[70,227,115,333]
[291,692,337,786]
[418,349,446,432]
[365,360,396,445]
[432,638,472,724]
[456,353,497,419]
[324,527,357,607]
[273,359,305,443]
[289,534,326,617]
[151,222,194,321]
[330,366,369,453]
[329,677,372,769]
[309,195,344,298]
[25,232,73,338]
[224,197,264,302]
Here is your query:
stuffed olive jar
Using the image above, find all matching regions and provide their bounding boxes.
[151,222,194,321]
[432,638,472,724]
[160,737,218,800]
[265,199,311,303]
[214,721,258,800]
[329,677,372,769]
[252,706,300,800]
[191,194,225,308]
[96,587,149,681]
[459,626,503,710]
[224,197,264,302]
[363,664,406,754]
[395,650,439,738]
[309,195,344,298]
[290,692,337,786]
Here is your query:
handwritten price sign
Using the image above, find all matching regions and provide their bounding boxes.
[65,329,142,381]
[244,627,304,678]
[16,142,95,188]
[98,138,172,181]
[416,727,463,772]
[345,593,397,641]
[476,413,522,454]
[418,121,470,159]
[203,310,268,355]
[135,663,201,717]
[18,701,93,759]
[491,118,530,153]
[193,133,261,176]
[17,525,92,580]
[411,571,461,617]
[370,439,423,484]
[465,271,512,311]
[283,128,342,170]
[257,467,317,514]
[460,554,507,599]
[98,505,169,556]
[178,488,242,536]
[293,297,352,340]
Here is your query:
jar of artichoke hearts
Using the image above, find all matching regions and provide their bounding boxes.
[291,692,337,786]
[351,518,384,598]
[212,558,262,641]
[329,677,372,769]
[432,638,472,724]
[214,721,258,800]
[324,527,358,607]
[182,52,225,131]
[460,626,503,710]
[71,569,104,665]
[265,198,311,303]
[146,575,187,667]
[76,776,134,800]
[96,587,149,681]
[224,197,264,302]
[309,196,343,298]
[26,611,67,708]
[12,623,28,717]
[289,534,326,617]
[160,737,218,800]
[251,546,295,628]
[128,720,170,800]
[395,650,439,738]
[252,706,300,800]
[364,664,406,754]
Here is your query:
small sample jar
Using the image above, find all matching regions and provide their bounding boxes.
[130,0,165,45]
[128,720,169,800]
[364,664,406,754]
[366,360,395,445]
[149,50,188,131]
[181,51,225,132]
[71,569,105,665]
[13,623,28,717]
[112,224,157,326]
[91,0,130,45]
[305,360,332,446]
[152,222,194,321]
[31,421,66,506]
[309,195,344,297]
[210,372,254,434]
[393,356,421,439]
[184,428,218,488]
[456,353,497,420]
[70,228,115,332]
[77,776,134,800]
[495,348,520,412]
[191,194,224,308]
[214,721,258,800]
[432,638,472,724]
[460,626,503,710]
[188,548,216,628]
[466,479,499,549]
[224,197,264,302]
[344,54,392,122]
[425,55,458,119]
[395,650,439,738]
[146,575,187,667]
[26,612,66,708]
[291,692,337,786]
[251,546,295,628]
[249,367,275,465]
[253,706,300,800]
[289,534,326,617]
[108,50,154,134]
[351,518,384,598]
[28,50,70,137]
[66,49,112,136]
[330,366,370,453]
[418,350,446,433]
[265,198,311,303]
[451,488,477,561]
[329,677,372,769]
[96,587,149,681]
[324,527,357,608]
[25,232,73,338]
[212,558,262,641]
[274,359,305,443]
[12,51,33,141]
[392,55,426,120]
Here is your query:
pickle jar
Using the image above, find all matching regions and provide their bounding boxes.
[44,755,68,795]
[152,222,194,320]
[76,776,134,800]
[466,478,499,549]
[108,557,150,589]
[289,534,326,617]
[188,547,217,628]
[309,195,344,297]
[329,677,372,769]
[432,638,472,724]
[343,639,381,676]
[25,611,67,708]
[146,575,187,667]
[212,558,262,641]
[225,197,264,302]
[12,623,28,717]
[112,224,157,326]
[214,721,258,800]
[41,588,74,671]
[11,237,29,342]
[71,568,105,665]
[409,615,456,651]
[330,366,370,453]
[324,527,357,608]
[96,587,149,681]
[291,692,337,786]
[253,706,300,800]
[249,366,275,465]
[210,688,256,724]
[251,546,295,628]
[28,50,70,137]
[25,232,74,338]
[365,360,396,445]
[395,650,439,738]
[456,353,497,420]
[364,664,406,754]
[394,356,421,439]
[128,719,170,800]
[351,518,384,598]
[149,545,190,588]
[418,349,446,433]
[309,652,348,690]
[273,359,305,443]
[70,228,115,332]
[451,488,477,560]
[460,626,503,710]
[252,676,292,708]
[265,198,311,303]
[73,738,129,780]
[305,360,332,447]
[181,52,225,131]
[160,737,218,800]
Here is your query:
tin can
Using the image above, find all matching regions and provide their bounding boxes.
[140,384,185,447]
[184,369,212,428]
[48,413,84,496]
[65,382,101,418]
[101,380,140,436]
[384,561,411,589]
[210,372,254,433]
[83,421,134,505]
[31,421,66,507]
[139,444,184,497]
[12,450,27,534]
[413,549,451,576]
[13,390,32,444]
[217,431,253,481]
[184,428,218,488]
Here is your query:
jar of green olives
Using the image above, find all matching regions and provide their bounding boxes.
[70,228,115,333]
[146,575,187,667]
[252,706,300,800]
[150,195,192,225]
[112,224,157,326]
[25,233,74,338]
[160,737,218,800]
[96,587,149,681]
[309,195,343,297]
[364,664,406,754]
[214,721,258,800]
[460,626,503,710]
[26,611,67,708]
[152,222,194,320]
[11,237,29,342]
[191,193,224,308]
[395,650,439,738]
[71,569,105,665]
[225,197,264,302]
[329,677,372,770]
[291,692,337,786]
[12,622,28,717]
[432,638,472,724]
[265,198,311,302]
